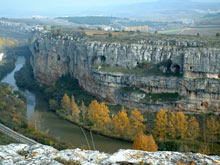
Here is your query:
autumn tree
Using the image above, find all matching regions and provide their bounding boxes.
[88,100,111,129]
[61,93,71,115]
[130,109,146,138]
[207,116,220,151]
[176,112,188,139]
[187,116,200,140]
[133,133,158,152]
[168,112,176,139]
[154,109,168,140]
[81,100,86,122]
[113,106,131,137]
[71,95,80,120]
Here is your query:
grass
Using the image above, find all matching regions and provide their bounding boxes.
[94,60,183,78]
[158,29,185,35]
[120,86,182,103]
[0,132,18,145]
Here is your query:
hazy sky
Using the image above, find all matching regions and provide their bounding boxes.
[0,0,219,17]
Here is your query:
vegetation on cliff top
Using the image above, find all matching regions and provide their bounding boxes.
[42,27,220,48]
[94,60,183,78]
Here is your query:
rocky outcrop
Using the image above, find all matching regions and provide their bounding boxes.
[30,32,220,113]
[0,144,219,165]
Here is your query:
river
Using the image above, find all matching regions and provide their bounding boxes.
[1,56,132,153]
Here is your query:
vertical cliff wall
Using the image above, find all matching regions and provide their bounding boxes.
[30,32,220,113]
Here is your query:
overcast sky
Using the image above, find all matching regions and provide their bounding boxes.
[0,0,219,17]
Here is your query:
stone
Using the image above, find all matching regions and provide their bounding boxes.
[0,144,219,165]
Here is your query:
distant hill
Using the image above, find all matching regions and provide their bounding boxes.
[199,13,220,25]
[85,0,220,19]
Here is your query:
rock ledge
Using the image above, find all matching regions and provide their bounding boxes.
[0,144,219,165]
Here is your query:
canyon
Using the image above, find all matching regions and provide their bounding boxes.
[30,31,220,113]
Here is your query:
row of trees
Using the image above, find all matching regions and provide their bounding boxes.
[154,109,219,143]
[61,94,146,139]
[61,94,220,152]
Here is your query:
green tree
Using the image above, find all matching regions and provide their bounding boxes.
[81,100,86,122]
[207,116,220,151]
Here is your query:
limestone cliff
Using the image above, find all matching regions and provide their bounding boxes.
[30,31,220,113]
[0,144,219,164]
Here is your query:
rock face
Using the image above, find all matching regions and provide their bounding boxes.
[30,32,220,113]
[0,144,219,165]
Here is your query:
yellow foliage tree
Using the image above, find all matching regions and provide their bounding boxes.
[88,100,111,129]
[187,116,200,140]
[154,109,168,140]
[130,109,146,138]
[113,106,131,136]
[207,116,220,150]
[168,112,176,139]
[133,133,158,152]
[61,93,71,115]
[176,112,188,139]
[81,100,86,122]
[71,95,80,120]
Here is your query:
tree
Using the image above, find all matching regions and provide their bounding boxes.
[133,133,158,152]
[61,93,71,115]
[71,95,80,120]
[154,109,168,140]
[81,100,86,122]
[113,106,131,136]
[187,116,200,140]
[168,112,176,139]
[88,100,111,129]
[176,112,188,139]
[207,116,220,151]
[130,109,146,138]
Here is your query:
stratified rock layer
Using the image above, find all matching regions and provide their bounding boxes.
[30,32,220,113]
[0,144,219,165]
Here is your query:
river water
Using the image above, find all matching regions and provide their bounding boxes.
[1,56,132,153]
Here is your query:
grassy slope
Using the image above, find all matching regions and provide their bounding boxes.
[0,132,18,145]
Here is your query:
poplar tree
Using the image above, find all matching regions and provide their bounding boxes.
[61,93,71,115]
[130,109,146,138]
[176,112,188,139]
[133,133,158,152]
[154,109,168,140]
[71,95,80,120]
[207,116,220,151]
[88,100,111,129]
[187,116,200,140]
[168,112,176,139]
[81,100,86,122]
[113,106,131,136]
